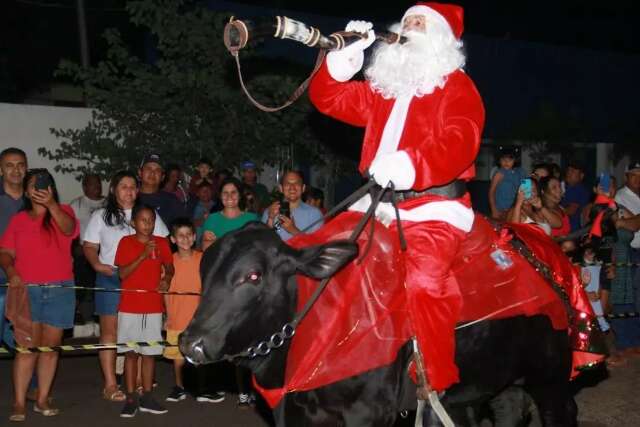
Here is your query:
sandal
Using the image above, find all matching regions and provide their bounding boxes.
[33,405,59,417]
[9,407,26,422]
[102,386,126,402]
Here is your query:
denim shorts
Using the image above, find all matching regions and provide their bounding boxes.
[27,280,76,329]
[95,271,121,316]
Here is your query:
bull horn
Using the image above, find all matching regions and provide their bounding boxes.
[223,16,405,55]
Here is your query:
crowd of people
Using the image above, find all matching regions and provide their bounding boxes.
[487,146,640,366]
[1,1,640,424]
[2,144,639,421]
[0,147,325,420]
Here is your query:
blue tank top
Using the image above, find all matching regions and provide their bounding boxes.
[495,167,524,211]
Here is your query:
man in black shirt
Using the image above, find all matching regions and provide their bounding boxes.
[137,154,186,227]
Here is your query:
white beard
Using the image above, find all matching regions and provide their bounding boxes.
[365,21,465,99]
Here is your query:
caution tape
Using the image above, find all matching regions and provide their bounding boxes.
[0,283,200,296]
[575,262,640,268]
[0,313,636,357]
[0,340,177,355]
[605,311,639,319]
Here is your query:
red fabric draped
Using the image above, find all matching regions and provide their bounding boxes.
[253,213,604,408]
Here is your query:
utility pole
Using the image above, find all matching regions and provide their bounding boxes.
[76,0,90,104]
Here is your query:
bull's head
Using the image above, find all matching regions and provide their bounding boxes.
[179,222,357,365]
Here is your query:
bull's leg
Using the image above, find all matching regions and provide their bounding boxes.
[526,383,576,427]
[488,386,536,427]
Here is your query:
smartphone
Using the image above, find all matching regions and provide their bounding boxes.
[35,172,52,191]
[279,200,291,218]
[520,178,532,199]
[598,172,611,193]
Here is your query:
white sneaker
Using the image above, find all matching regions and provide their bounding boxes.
[86,321,96,337]
[94,323,101,337]
[73,323,94,338]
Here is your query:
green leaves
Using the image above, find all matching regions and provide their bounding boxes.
[43,0,325,180]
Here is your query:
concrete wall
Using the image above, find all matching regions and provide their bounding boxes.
[1,102,93,203]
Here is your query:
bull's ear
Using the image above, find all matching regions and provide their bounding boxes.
[294,241,358,279]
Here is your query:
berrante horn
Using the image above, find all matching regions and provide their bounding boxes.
[223,16,405,54]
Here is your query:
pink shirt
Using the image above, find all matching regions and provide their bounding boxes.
[0,205,79,283]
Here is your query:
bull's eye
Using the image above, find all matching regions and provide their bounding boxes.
[246,271,262,285]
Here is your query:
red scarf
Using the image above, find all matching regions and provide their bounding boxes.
[589,195,616,238]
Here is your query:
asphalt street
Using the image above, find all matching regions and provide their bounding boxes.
[0,349,638,426]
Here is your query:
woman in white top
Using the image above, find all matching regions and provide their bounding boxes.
[83,171,168,402]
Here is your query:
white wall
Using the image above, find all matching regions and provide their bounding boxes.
[1,102,93,203]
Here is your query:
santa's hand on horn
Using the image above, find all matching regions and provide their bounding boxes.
[326,20,375,82]
[369,151,416,191]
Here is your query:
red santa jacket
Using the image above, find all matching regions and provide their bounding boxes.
[309,61,485,191]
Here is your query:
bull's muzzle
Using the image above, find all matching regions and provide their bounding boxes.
[178,333,207,366]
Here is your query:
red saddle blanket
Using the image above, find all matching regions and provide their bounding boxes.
[254,212,604,408]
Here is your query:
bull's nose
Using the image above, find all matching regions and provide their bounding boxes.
[179,335,207,366]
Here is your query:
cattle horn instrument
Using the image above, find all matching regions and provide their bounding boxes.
[223,16,406,54]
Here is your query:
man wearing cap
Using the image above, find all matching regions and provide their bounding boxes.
[240,161,270,213]
[612,161,640,354]
[138,154,186,226]
[309,3,484,392]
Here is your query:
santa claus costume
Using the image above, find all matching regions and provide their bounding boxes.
[309,2,485,391]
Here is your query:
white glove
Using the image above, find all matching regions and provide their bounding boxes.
[369,151,416,191]
[326,20,375,82]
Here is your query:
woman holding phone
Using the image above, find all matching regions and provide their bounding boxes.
[0,169,79,421]
[506,178,552,235]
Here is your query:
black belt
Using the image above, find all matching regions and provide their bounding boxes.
[391,180,467,202]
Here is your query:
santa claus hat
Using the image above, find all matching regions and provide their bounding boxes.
[402,2,464,39]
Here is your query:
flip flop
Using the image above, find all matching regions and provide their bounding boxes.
[103,386,126,402]
[33,405,59,417]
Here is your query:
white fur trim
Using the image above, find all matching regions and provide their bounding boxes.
[369,150,416,191]
[348,194,475,231]
[326,49,364,82]
[402,5,452,34]
[377,94,412,155]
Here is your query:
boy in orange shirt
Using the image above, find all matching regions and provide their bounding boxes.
[115,204,174,417]
[163,218,225,403]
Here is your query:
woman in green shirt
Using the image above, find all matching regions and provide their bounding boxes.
[201,177,258,250]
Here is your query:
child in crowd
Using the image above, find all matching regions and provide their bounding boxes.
[304,187,327,215]
[192,182,216,248]
[114,204,174,417]
[579,245,611,334]
[163,218,225,404]
[188,158,217,196]
[489,146,525,220]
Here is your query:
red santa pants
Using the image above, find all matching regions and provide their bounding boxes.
[401,219,467,392]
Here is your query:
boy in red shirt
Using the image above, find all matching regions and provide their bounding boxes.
[114,204,174,418]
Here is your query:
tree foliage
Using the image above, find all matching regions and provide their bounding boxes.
[40,0,325,179]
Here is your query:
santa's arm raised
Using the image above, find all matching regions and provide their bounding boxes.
[308,21,376,127]
[403,73,485,189]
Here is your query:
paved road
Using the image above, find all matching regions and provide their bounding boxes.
[1,350,639,426]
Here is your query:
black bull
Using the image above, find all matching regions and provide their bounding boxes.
[180,222,576,426]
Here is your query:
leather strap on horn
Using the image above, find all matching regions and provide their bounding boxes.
[231,48,326,113]
[225,16,327,113]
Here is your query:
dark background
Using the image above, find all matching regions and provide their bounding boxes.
[1,0,638,103]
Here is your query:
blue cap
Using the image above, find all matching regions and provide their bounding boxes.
[241,160,256,170]
[140,153,162,168]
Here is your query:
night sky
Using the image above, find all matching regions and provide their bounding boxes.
[1,0,638,102]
